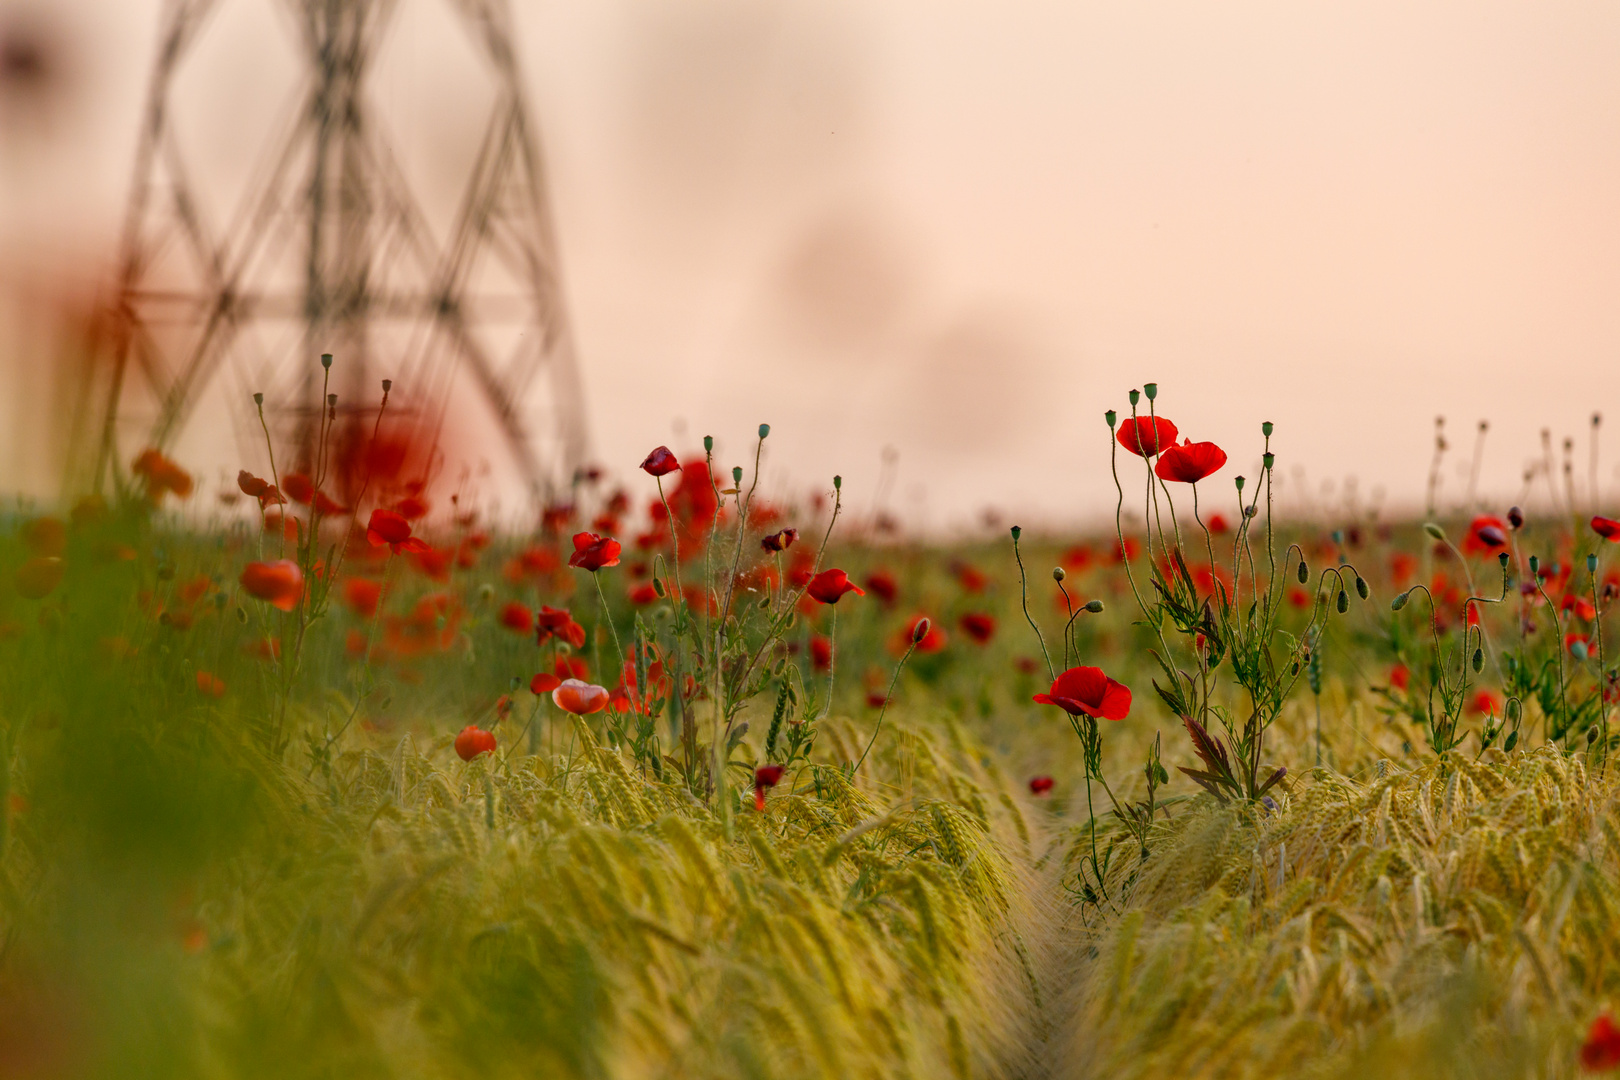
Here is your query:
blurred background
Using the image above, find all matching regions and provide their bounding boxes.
[2,0,1618,531]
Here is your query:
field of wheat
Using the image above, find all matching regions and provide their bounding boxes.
[1,384,1617,1079]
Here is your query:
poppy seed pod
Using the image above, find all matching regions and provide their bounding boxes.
[1052,567,1065,582]
[1144,382,1157,400]
[1590,553,1599,573]
[1105,409,1117,428]
[758,423,770,439]
[1084,599,1104,613]
[731,466,743,485]
[1262,452,1275,469]
[1297,560,1308,584]
[1261,421,1274,437]
[1508,506,1525,529]
[1499,552,1510,569]
[911,617,932,645]
[1336,590,1349,613]
[1129,389,1140,406]
[253,392,264,406]
[321,353,332,369]
[1010,525,1022,541]
[703,435,713,453]
[1529,555,1540,575]
[833,475,842,490]
[1235,475,1245,491]
[1355,576,1369,599]
[382,379,392,392]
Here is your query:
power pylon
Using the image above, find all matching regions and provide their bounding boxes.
[69,0,585,500]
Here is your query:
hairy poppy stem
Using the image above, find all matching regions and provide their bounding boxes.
[852,634,917,776]
[655,475,682,607]
[255,397,285,562]
[1010,529,1054,681]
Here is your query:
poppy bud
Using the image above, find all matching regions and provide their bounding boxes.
[1392,591,1410,611]
[1297,560,1308,584]
[1262,452,1274,469]
[1084,599,1104,612]
[703,435,714,453]
[1470,648,1483,672]
[1589,724,1601,744]
[321,353,333,369]
[1052,567,1065,582]
[1355,576,1369,599]
[912,617,932,645]
[1143,382,1158,400]
[1504,730,1518,752]
[758,423,770,439]
[1010,525,1022,541]
[731,466,743,486]
[1423,522,1446,541]
[1529,555,1540,575]
[1507,506,1524,529]
[1262,421,1274,437]
[1105,410,1117,428]
[1129,389,1140,406]
[1290,661,1300,675]
[1589,553,1599,574]
[1336,590,1348,614]
[1244,505,1258,519]
[253,392,264,406]
[653,576,665,597]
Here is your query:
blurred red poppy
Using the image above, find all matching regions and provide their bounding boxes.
[640,446,680,477]
[133,448,194,499]
[753,763,786,811]
[553,678,610,715]
[959,612,996,644]
[810,635,832,671]
[530,672,562,695]
[1206,513,1230,534]
[863,569,898,603]
[1582,1012,1620,1071]
[14,556,63,600]
[1154,439,1227,483]
[536,605,587,649]
[1463,515,1510,554]
[1469,689,1503,715]
[499,601,533,633]
[280,472,314,504]
[627,582,659,605]
[1116,416,1178,457]
[342,578,382,617]
[366,509,430,554]
[195,671,226,698]
[1033,666,1132,720]
[1389,664,1410,691]
[569,531,622,572]
[454,725,497,761]
[1028,776,1054,796]
[1593,516,1620,542]
[240,560,303,612]
[807,569,865,604]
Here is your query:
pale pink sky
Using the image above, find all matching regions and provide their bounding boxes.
[2,0,1618,528]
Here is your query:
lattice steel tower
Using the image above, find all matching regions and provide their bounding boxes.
[71,0,585,498]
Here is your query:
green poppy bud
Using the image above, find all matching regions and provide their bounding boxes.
[1331,529,1344,545]
[1297,560,1308,584]
[912,617,932,645]
[1084,599,1104,613]
[1144,382,1158,400]
[1337,590,1349,614]
[1392,591,1410,611]
[1052,566,1065,582]
[758,423,771,439]
[1355,576,1369,599]
[1261,421,1274,437]
[653,577,665,597]
[1589,724,1600,744]
[1423,522,1446,541]
[1504,730,1518,752]
[1572,640,1589,661]
[1472,648,1483,673]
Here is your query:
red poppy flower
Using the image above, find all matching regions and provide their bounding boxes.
[1116,416,1178,457]
[454,725,497,761]
[640,446,680,477]
[1582,1012,1620,1071]
[807,569,865,604]
[1389,664,1410,691]
[864,569,898,603]
[761,528,798,553]
[132,448,194,499]
[366,509,431,554]
[959,612,996,644]
[237,470,270,499]
[195,671,226,698]
[810,635,832,671]
[865,692,889,708]
[1028,776,1054,796]
[568,531,622,572]
[952,561,988,593]
[1288,587,1311,609]
[1033,666,1132,720]
[753,763,786,811]
[240,560,304,612]
[496,695,514,720]
[280,472,315,504]
[14,556,63,600]
[552,678,610,716]
[1015,657,1041,675]
[627,582,659,605]
[1593,516,1620,542]
[342,578,382,617]
[499,601,533,633]
[1463,515,1510,555]
[393,495,429,520]
[1564,595,1597,622]
[1206,513,1229,534]
[530,672,562,695]
[1154,439,1227,483]
[1469,689,1502,716]
[536,605,587,649]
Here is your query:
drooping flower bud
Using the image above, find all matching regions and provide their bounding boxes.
[1504,730,1518,752]
[1336,590,1348,614]
[1392,591,1410,611]
[1052,566,1065,582]
[1355,576,1369,599]
[1297,560,1308,584]
[1472,648,1483,672]
[1084,599,1104,613]
[1507,505,1524,529]
[1423,522,1446,541]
